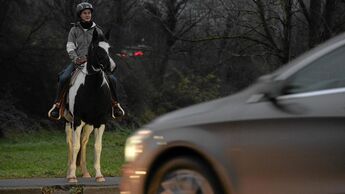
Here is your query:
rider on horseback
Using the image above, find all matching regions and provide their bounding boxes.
[48,2,125,120]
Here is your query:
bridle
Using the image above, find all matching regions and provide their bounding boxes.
[78,47,109,76]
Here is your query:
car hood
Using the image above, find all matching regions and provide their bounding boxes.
[145,86,256,130]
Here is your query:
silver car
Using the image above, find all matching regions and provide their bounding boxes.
[120,33,345,194]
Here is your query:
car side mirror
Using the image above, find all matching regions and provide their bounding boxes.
[256,74,285,97]
[254,74,289,107]
[248,75,283,103]
[254,75,306,114]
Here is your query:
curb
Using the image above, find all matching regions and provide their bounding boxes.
[0,186,118,194]
[0,177,120,194]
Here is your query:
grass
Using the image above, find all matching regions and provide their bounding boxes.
[0,129,131,179]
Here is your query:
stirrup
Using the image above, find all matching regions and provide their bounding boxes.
[112,103,125,119]
[48,103,61,120]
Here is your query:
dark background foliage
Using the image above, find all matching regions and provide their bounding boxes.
[1,0,345,136]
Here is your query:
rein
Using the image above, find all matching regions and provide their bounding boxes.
[78,63,105,76]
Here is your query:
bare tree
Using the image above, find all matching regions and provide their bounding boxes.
[297,0,345,47]
[41,0,78,32]
[108,0,140,50]
[141,0,212,86]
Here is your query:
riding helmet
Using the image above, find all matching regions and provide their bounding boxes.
[76,2,93,17]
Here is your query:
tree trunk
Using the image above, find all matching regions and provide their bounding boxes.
[281,0,293,63]
[309,0,322,47]
[322,0,337,41]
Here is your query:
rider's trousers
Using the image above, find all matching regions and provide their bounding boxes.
[107,74,119,102]
[54,64,74,102]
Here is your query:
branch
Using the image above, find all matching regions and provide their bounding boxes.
[253,0,280,51]
[176,9,211,38]
[23,16,48,48]
[297,0,310,24]
[176,0,189,18]
[219,0,230,13]
[178,35,277,50]
[239,23,274,43]
[3,15,49,62]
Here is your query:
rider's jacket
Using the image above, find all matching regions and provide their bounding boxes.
[66,22,104,64]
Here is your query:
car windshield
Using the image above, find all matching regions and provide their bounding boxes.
[284,45,345,94]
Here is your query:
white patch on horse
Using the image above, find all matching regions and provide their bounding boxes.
[99,42,110,53]
[91,65,101,72]
[101,71,109,87]
[109,56,116,71]
[69,65,87,114]
[99,41,116,71]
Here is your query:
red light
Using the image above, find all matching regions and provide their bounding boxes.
[134,51,144,57]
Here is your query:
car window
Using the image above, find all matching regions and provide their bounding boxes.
[284,45,345,94]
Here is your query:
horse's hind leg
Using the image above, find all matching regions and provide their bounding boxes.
[80,124,93,178]
[67,122,84,183]
[94,124,105,182]
[65,122,73,178]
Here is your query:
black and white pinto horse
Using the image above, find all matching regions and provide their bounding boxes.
[64,29,115,183]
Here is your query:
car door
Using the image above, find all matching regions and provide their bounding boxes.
[228,44,345,194]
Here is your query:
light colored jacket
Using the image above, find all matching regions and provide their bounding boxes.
[66,22,104,63]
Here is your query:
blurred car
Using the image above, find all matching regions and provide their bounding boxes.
[120,33,345,194]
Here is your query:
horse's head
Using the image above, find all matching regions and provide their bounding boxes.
[87,29,115,73]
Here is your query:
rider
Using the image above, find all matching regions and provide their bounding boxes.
[48,2,125,120]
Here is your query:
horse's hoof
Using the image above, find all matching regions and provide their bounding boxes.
[83,173,91,178]
[67,176,78,183]
[95,176,105,182]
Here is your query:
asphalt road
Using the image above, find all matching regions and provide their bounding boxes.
[0,177,120,194]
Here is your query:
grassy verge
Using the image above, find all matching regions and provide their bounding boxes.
[0,129,131,179]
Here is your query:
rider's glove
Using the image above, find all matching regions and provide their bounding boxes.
[75,56,87,65]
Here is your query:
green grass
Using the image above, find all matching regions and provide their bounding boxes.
[0,129,131,179]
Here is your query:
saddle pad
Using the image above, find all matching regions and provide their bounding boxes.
[70,68,81,86]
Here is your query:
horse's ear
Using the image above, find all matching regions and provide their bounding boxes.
[92,29,99,43]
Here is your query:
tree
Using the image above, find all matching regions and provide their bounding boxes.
[141,0,213,86]
[297,0,345,47]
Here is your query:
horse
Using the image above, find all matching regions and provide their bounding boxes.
[64,29,115,183]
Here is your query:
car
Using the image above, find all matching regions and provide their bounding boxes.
[119,33,345,194]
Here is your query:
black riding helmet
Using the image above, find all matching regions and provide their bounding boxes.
[76,2,93,18]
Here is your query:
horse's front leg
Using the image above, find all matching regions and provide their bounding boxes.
[67,122,84,183]
[65,122,73,178]
[80,124,93,178]
[94,124,105,182]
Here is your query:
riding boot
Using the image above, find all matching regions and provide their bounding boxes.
[107,74,125,119]
[48,83,66,120]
